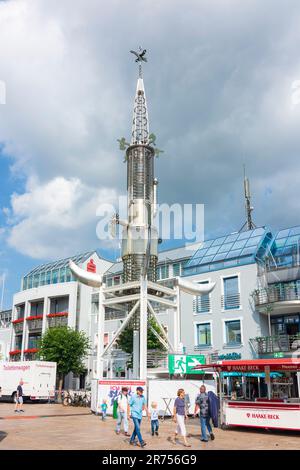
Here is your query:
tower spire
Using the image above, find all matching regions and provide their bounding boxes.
[130,47,149,145]
[239,165,256,232]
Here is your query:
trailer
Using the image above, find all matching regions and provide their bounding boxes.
[0,361,57,402]
[193,358,300,431]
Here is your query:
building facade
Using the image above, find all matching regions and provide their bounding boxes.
[4,224,300,386]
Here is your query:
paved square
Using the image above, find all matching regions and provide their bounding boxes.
[0,403,299,450]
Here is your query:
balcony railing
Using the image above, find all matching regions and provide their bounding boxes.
[250,334,300,354]
[47,313,68,328]
[252,283,300,306]
[221,293,241,310]
[27,317,43,331]
[13,321,24,334]
[193,296,211,314]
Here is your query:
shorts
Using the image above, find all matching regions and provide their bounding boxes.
[17,396,23,405]
[175,414,186,437]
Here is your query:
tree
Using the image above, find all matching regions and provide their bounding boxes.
[117,317,166,354]
[38,327,90,401]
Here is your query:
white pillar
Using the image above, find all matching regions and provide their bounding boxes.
[21,301,30,361]
[174,285,181,351]
[96,284,105,379]
[139,277,148,381]
[42,297,49,335]
[133,330,139,379]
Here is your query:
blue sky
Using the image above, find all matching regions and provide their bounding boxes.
[1,0,300,309]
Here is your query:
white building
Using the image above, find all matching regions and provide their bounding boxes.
[4,224,300,387]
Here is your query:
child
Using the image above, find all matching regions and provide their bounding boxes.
[172,388,191,447]
[150,401,159,436]
[101,399,108,421]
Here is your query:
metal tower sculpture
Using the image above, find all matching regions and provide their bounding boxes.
[239,165,256,232]
[120,47,158,283]
[69,48,216,381]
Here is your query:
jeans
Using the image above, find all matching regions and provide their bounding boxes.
[130,417,143,444]
[200,415,212,441]
[101,410,107,421]
[151,419,159,434]
[116,411,128,433]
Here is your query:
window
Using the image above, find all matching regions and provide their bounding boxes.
[52,270,58,284]
[223,276,240,310]
[106,277,113,287]
[173,263,181,277]
[59,268,66,283]
[46,271,51,284]
[196,323,211,347]
[194,281,210,314]
[28,334,41,349]
[225,320,242,345]
[114,276,120,286]
[160,264,169,279]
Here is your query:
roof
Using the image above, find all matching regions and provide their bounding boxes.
[269,225,300,257]
[193,358,300,372]
[184,227,273,276]
[24,251,97,277]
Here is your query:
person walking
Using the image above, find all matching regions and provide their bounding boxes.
[172,388,191,447]
[194,385,215,442]
[14,380,24,413]
[129,386,149,447]
[101,399,108,421]
[116,387,130,436]
[150,401,159,436]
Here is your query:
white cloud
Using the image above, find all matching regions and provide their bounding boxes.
[7,176,118,259]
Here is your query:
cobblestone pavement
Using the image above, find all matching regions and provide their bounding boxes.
[0,403,299,450]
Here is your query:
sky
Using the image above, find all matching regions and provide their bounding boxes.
[0,0,300,309]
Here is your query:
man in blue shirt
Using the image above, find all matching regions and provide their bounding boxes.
[129,386,149,447]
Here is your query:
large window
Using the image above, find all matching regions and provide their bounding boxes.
[196,323,212,347]
[223,276,240,309]
[225,320,242,345]
[173,263,181,277]
[194,281,210,313]
[28,334,41,349]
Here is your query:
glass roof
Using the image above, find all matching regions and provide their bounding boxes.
[270,225,300,256]
[24,251,95,277]
[184,227,270,275]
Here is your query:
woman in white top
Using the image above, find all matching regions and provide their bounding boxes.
[116,387,130,436]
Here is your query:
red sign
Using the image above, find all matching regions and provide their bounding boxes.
[87,259,96,273]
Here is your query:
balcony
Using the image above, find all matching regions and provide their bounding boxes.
[9,350,21,361]
[252,283,300,308]
[24,348,39,361]
[193,296,211,314]
[221,293,241,310]
[105,310,126,321]
[13,320,24,334]
[250,334,300,355]
[26,315,43,331]
[47,312,68,328]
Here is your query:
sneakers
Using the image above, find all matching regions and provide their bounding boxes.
[201,439,209,442]
[19,410,24,413]
[124,432,130,437]
[155,431,159,436]
[115,430,120,435]
[14,410,19,413]
[210,433,215,441]
[140,441,147,448]
[151,432,154,436]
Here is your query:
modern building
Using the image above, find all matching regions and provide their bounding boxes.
[9,251,112,388]
[5,224,300,386]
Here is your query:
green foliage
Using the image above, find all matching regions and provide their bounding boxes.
[117,317,165,354]
[38,327,90,378]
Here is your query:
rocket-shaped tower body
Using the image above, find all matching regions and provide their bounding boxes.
[121,64,158,282]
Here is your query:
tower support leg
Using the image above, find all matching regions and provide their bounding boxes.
[133,330,140,379]
[139,277,148,381]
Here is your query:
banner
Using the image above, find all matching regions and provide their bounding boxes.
[96,380,147,415]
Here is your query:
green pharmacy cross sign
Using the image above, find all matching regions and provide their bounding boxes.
[168,354,206,375]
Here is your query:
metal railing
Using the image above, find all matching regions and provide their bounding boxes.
[27,319,43,331]
[193,296,211,314]
[221,293,241,310]
[13,322,24,333]
[48,316,68,328]
[250,334,300,354]
[252,283,300,306]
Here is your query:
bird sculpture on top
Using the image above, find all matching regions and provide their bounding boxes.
[130,47,147,63]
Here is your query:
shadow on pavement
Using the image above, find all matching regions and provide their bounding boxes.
[0,431,7,442]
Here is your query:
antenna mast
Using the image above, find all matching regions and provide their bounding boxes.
[239,165,256,232]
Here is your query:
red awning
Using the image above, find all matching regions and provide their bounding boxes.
[193,358,300,372]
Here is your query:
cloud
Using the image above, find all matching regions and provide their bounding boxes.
[0,0,300,263]
[6,176,118,258]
